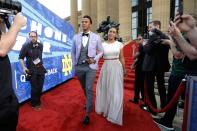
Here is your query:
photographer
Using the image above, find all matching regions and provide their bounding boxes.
[142,20,170,115]
[0,13,26,131]
[19,31,46,111]
[129,35,145,104]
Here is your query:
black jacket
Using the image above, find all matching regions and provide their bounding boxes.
[142,29,170,72]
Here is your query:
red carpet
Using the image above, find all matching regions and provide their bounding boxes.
[17,41,160,131]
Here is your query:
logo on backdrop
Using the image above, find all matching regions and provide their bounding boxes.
[62,54,72,76]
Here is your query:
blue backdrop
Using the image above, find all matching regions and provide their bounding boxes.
[8,0,74,103]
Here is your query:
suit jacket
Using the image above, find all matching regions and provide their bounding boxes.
[71,32,103,70]
[142,30,170,72]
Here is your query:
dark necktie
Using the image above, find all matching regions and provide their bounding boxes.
[82,33,89,37]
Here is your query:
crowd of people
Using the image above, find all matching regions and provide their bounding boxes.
[129,13,197,130]
[72,12,197,130]
[0,10,197,131]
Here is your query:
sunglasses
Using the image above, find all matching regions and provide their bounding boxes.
[30,36,37,38]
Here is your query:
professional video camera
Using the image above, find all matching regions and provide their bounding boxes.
[0,0,22,29]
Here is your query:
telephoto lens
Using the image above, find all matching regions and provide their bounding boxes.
[0,0,22,15]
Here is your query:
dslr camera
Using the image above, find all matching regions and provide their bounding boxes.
[25,69,32,81]
[148,28,169,44]
[0,0,22,29]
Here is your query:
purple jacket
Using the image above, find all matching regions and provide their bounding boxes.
[71,32,103,70]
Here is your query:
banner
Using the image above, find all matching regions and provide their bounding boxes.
[8,0,74,103]
[183,76,197,131]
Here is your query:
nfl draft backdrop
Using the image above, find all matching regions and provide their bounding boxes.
[8,0,74,103]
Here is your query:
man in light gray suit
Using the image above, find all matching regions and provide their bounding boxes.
[72,15,103,125]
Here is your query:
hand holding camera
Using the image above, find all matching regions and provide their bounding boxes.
[0,0,25,29]
[23,67,28,74]
[149,29,169,45]
[13,13,27,29]
[168,21,182,38]
[24,68,32,81]
[161,39,172,45]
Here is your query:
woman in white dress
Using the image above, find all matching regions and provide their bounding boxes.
[95,27,125,125]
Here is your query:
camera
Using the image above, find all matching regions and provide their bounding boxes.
[148,29,169,44]
[0,0,22,15]
[25,70,32,81]
[0,0,22,29]
[25,73,31,81]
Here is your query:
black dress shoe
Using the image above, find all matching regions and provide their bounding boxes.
[82,116,89,125]
[129,99,139,104]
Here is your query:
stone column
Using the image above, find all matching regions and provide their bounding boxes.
[70,0,78,33]
[97,0,107,26]
[118,0,131,41]
[183,0,197,14]
[152,0,171,33]
[82,0,90,16]
[107,0,119,22]
[90,0,97,32]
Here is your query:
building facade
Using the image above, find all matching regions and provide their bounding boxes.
[68,0,197,40]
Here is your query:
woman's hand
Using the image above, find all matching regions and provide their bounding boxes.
[123,69,127,76]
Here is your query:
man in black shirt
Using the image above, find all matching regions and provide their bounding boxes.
[0,13,26,131]
[129,35,145,104]
[19,31,46,111]
[143,20,170,115]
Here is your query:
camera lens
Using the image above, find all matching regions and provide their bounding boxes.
[11,1,22,14]
[0,0,22,14]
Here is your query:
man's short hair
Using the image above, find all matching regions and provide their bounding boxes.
[29,31,38,36]
[150,20,161,29]
[83,15,92,24]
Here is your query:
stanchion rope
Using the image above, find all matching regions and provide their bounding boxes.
[144,79,185,113]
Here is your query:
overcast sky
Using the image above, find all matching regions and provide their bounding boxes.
[37,0,81,18]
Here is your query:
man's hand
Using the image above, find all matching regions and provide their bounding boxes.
[23,67,28,74]
[168,21,182,37]
[86,58,96,64]
[161,39,176,46]
[13,13,27,28]
[124,69,127,76]
[161,39,171,45]
[174,14,196,32]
